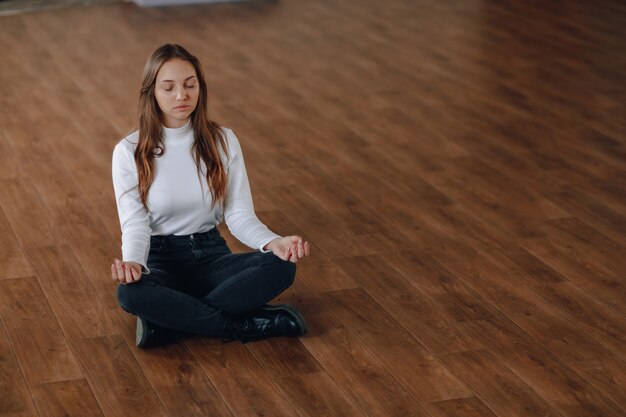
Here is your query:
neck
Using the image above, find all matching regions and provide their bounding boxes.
[161,118,193,145]
[162,116,190,128]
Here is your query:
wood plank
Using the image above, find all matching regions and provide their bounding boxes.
[547,186,626,246]
[264,184,414,259]
[492,245,567,285]
[275,372,367,417]
[0,129,20,180]
[0,177,61,248]
[381,250,498,322]
[319,166,480,264]
[492,343,625,417]
[272,280,432,417]
[445,259,615,363]
[335,255,484,354]
[570,356,626,411]
[108,308,234,417]
[186,338,301,417]
[320,287,471,401]
[296,168,389,236]
[528,281,626,358]
[63,237,123,310]
[31,379,105,417]
[25,245,116,340]
[521,236,626,312]
[296,259,360,293]
[0,204,32,280]
[426,397,498,417]
[540,217,625,277]
[439,349,562,417]
[0,277,83,385]
[0,318,39,417]
[419,159,548,240]
[71,335,168,417]
[246,337,323,378]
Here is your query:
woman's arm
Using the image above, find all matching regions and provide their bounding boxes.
[111,141,152,276]
[222,129,284,251]
[222,129,310,262]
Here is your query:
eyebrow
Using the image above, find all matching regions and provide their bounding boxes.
[160,75,197,83]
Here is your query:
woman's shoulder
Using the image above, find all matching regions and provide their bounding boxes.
[116,129,139,148]
[218,126,243,157]
[112,130,139,166]
[222,125,246,148]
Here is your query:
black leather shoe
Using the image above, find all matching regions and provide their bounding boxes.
[222,304,307,343]
[136,316,181,348]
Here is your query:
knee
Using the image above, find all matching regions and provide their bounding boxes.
[116,282,143,314]
[271,254,296,286]
[261,252,296,288]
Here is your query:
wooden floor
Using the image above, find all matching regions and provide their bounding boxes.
[1,0,625,416]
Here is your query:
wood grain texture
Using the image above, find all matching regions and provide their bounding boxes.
[274,281,431,417]
[0,318,39,417]
[109,307,234,417]
[246,337,323,378]
[491,343,625,417]
[275,372,367,417]
[0,277,83,385]
[0,0,624,415]
[439,349,563,417]
[0,204,32,280]
[71,335,168,417]
[570,356,626,411]
[335,255,484,354]
[31,379,105,417]
[319,287,470,402]
[426,397,498,417]
[25,245,116,340]
[187,338,301,417]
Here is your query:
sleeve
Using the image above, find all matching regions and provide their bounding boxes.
[223,130,282,252]
[111,142,152,274]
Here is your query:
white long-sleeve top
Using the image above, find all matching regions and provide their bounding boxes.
[111,119,281,274]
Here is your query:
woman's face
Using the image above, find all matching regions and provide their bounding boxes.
[154,58,199,128]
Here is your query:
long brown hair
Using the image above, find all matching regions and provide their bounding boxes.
[134,43,228,212]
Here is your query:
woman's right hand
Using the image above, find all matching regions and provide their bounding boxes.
[111,258,142,285]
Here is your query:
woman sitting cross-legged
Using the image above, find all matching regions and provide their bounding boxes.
[111,43,310,348]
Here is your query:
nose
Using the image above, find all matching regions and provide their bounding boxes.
[176,87,188,100]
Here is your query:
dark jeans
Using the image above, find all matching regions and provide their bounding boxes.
[116,227,296,337]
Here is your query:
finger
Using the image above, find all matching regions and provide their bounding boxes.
[133,266,142,281]
[289,246,298,263]
[304,241,310,256]
[111,264,117,281]
[297,239,304,258]
[129,267,136,281]
[115,259,124,281]
[125,264,136,284]
[124,263,134,284]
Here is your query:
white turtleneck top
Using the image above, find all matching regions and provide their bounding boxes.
[111,119,282,274]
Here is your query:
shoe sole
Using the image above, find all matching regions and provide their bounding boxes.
[136,316,148,347]
[262,304,308,336]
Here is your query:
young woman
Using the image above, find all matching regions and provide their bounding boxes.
[111,43,310,348]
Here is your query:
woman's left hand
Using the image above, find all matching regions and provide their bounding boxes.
[265,236,310,263]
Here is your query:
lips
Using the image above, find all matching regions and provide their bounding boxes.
[174,105,190,109]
